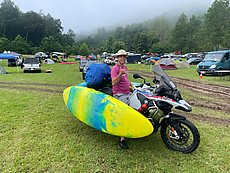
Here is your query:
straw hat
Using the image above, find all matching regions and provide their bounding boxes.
[116,50,128,57]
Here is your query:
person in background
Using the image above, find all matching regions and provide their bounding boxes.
[111,49,131,149]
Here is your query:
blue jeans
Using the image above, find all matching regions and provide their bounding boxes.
[113,93,130,105]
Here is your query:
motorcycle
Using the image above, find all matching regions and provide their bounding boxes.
[128,65,200,153]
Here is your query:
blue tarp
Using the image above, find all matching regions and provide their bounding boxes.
[146,56,161,61]
[0,53,16,59]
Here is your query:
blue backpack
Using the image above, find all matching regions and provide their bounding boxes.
[85,63,111,89]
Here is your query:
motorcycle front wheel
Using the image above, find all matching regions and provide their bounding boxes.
[161,119,200,153]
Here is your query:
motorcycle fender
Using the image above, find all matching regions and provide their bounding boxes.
[169,113,186,120]
[160,113,186,128]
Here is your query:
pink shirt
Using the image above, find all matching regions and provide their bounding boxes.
[111,64,130,95]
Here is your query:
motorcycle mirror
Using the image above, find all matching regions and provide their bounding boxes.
[145,82,150,86]
[133,74,146,83]
[133,74,142,79]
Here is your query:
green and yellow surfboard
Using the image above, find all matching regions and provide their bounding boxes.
[63,86,153,138]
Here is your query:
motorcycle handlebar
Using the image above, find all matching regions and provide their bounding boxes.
[132,83,158,93]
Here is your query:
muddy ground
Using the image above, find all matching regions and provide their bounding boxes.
[1,74,230,126]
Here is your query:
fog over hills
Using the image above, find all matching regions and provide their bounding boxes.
[6,0,214,34]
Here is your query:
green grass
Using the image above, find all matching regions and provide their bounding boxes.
[1,61,229,86]
[0,61,230,172]
[1,60,82,85]
[0,89,229,173]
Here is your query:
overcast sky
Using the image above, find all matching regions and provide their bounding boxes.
[3,0,215,34]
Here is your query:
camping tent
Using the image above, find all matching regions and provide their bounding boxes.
[44,58,55,64]
[176,61,191,69]
[0,65,7,74]
[0,53,19,67]
[0,53,16,59]
[157,58,177,70]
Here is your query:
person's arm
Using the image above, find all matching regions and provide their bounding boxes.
[112,68,126,86]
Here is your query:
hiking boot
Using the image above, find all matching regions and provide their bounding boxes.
[118,140,129,149]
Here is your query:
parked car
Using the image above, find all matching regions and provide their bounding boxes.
[7,59,17,67]
[21,57,41,73]
[75,55,82,61]
[35,52,48,60]
[7,53,22,67]
[187,57,203,65]
[186,52,205,60]
[197,50,230,75]
[104,56,116,65]
[79,59,88,72]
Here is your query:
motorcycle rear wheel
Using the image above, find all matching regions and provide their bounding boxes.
[161,119,200,153]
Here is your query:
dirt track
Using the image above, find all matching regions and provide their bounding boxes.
[171,76,230,100]
[0,77,230,126]
[0,81,64,94]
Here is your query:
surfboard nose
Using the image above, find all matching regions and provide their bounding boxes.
[63,87,71,105]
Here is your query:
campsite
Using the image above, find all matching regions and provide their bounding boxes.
[0,0,229,172]
[0,58,229,172]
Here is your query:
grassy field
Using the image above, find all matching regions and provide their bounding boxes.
[0,60,229,173]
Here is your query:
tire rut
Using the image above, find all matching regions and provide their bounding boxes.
[172,77,230,99]
[185,113,230,126]
[0,82,64,94]
[0,81,66,87]
[188,99,230,113]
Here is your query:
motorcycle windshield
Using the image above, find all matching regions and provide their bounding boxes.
[152,65,177,90]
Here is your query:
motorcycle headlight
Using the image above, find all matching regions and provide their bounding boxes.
[210,65,216,69]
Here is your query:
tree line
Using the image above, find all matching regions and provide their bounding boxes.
[0,0,76,54]
[0,0,229,56]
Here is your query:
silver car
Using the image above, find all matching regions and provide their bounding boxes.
[22,57,41,73]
